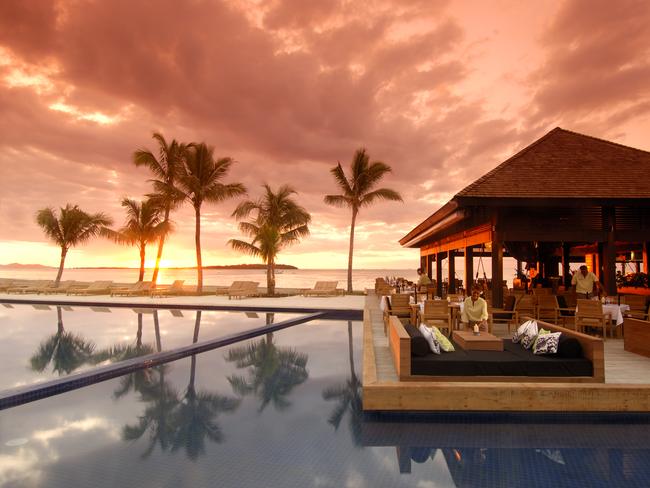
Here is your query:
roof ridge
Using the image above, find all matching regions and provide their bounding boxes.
[455,127,564,197]
[554,127,650,155]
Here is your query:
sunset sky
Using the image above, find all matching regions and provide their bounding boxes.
[1,0,649,270]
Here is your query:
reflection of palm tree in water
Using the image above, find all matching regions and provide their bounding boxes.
[93,312,156,399]
[171,311,240,461]
[29,306,96,375]
[226,313,309,412]
[322,321,363,446]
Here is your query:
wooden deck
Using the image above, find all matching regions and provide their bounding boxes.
[363,293,650,412]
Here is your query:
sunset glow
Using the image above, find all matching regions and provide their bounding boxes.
[1,0,649,270]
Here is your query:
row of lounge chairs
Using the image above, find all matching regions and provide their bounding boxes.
[0,278,344,298]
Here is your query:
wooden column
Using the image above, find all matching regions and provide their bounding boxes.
[644,241,649,274]
[491,233,504,308]
[420,255,426,273]
[602,207,617,296]
[448,249,456,293]
[427,254,433,279]
[562,242,571,288]
[465,246,473,294]
[436,252,443,297]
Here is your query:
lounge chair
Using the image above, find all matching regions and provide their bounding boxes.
[227,281,260,299]
[68,281,114,296]
[150,280,186,297]
[39,280,79,294]
[6,280,53,294]
[111,281,152,296]
[303,281,340,297]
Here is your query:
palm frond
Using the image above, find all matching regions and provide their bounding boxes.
[359,188,403,207]
[324,195,352,208]
[227,239,261,257]
[329,163,353,195]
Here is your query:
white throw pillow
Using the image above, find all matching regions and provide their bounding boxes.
[520,320,539,350]
[533,332,562,355]
[419,324,441,354]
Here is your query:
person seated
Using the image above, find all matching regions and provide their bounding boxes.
[461,286,488,331]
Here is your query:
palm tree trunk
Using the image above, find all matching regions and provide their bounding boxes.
[346,208,358,293]
[55,247,67,286]
[138,243,146,282]
[151,207,171,288]
[57,306,64,334]
[194,205,203,294]
[153,310,162,353]
[189,311,202,392]
[267,257,276,296]
[136,313,143,348]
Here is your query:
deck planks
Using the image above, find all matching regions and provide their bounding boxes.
[364,292,650,411]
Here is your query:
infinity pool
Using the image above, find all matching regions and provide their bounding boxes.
[0,304,300,392]
[0,306,649,487]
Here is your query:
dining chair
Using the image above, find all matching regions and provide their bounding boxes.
[575,299,611,340]
[536,295,560,324]
[421,300,452,336]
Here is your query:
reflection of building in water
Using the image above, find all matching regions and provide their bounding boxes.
[361,417,650,486]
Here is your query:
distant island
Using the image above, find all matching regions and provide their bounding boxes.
[0,263,298,270]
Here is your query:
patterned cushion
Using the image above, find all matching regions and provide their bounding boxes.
[513,319,537,344]
[431,326,455,352]
[532,328,551,350]
[519,321,539,350]
[419,324,440,354]
[533,332,562,355]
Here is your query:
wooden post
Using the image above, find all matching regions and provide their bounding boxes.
[436,252,443,298]
[448,249,456,293]
[420,255,426,273]
[644,242,649,275]
[491,233,504,308]
[602,207,617,296]
[562,242,571,288]
[427,254,433,279]
[465,246,474,294]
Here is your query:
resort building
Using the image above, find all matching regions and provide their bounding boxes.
[400,127,650,308]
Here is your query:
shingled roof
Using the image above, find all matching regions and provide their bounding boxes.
[455,127,650,199]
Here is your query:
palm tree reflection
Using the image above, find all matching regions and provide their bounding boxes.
[322,321,363,446]
[29,306,96,375]
[226,313,309,412]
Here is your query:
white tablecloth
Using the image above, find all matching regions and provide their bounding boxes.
[576,303,629,326]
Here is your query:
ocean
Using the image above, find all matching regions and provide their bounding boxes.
[1,257,521,289]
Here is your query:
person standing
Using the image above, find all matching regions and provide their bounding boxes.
[571,265,604,299]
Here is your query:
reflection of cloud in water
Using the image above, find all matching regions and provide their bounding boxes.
[0,416,120,486]
[32,416,118,445]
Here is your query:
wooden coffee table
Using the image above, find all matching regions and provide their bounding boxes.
[452,330,503,351]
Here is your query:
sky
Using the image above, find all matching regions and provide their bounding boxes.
[1,0,649,270]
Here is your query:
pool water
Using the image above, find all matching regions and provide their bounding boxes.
[0,305,300,392]
[0,308,649,487]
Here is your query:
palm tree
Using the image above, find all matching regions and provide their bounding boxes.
[30,307,96,375]
[133,133,186,287]
[228,184,310,296]
[322,321,363,446]
[171,311,240,460]
[107,198,169,281]
[35,204,113,286]
[176,142,246,293]
[324,149,403,293]
[225,316,309,412]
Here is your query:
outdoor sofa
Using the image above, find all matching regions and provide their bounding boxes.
[388,316,604,383]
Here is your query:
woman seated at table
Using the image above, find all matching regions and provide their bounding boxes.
[461,286,489,331]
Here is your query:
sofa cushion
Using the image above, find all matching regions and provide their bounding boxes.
[411,339,592,377]
[533,332,562,355]
[403,323,430,357]
[431,326,455,352]
[419,324,441,354]
[557,335,583,358]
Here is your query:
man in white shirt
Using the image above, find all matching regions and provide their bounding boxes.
[460,287,489,331]
[571,265,604,299]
